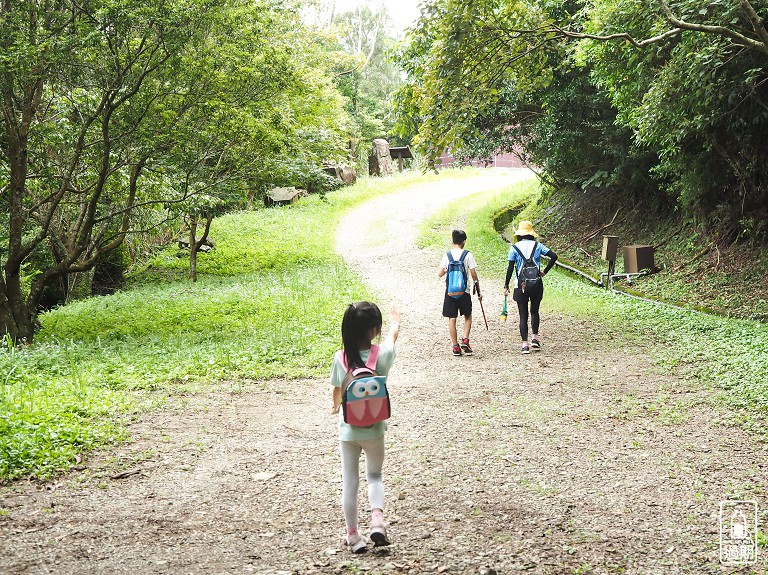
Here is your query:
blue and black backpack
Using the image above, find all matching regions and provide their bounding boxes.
[513,241,542,293]
[446,250,468,298]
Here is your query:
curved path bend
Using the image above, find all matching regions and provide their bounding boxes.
[2,170,766,575]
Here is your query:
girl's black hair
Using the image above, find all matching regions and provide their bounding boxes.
[341,302,383,370]
[516,234,536,241]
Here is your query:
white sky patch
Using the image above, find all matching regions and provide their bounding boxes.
[332,0,422,34]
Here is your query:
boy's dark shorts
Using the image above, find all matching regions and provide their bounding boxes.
[442,292,472,318]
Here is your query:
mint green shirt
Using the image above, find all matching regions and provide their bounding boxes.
[330,340,396,441]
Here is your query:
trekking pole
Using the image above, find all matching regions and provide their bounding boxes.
[473,283,489,330]
[500,295,508,322]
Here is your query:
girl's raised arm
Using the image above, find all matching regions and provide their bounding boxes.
[387,306,400,344]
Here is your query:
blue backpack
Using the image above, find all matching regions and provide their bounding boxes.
[446,250,468,298]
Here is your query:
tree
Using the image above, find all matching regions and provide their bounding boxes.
[150,2,302,281]
[130,1,350,281]
[547,0,768,57]
[313,4,403,164]
[395,0,768,240]
[578,0,768,236]
[0,0,220,342]
[0,0,352,340]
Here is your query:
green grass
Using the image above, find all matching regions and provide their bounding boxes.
[0,170,451,481]
[0,336,132,479]
[8,165,767,481]
[417,176,768,428]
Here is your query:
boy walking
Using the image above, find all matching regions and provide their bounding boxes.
[438,229,482,356]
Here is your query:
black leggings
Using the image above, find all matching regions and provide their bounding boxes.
[513,286,543,341]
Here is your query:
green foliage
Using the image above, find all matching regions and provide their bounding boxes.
[323,5,405,165]
[394,0,550,160]
[151,0,352,212]
[548,276,768,419]
[37,264,364,383]
[419,175,768,425]
[581,0,768,238]
[394,0,656,199]
[396,0,768,244]
[0,333,132,480]
[0,172,428,480]
[0,0,353,341]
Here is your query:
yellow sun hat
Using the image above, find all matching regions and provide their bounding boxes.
[514,220,538,237]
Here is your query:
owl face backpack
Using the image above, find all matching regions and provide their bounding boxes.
[338,345,391,428]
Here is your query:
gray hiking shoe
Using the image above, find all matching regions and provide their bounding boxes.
[345,532,367,553]
[369,521,391,547]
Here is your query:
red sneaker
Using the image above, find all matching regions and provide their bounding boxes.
[460,338,474,354]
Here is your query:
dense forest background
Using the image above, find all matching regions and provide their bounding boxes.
[396,0,768,235]
[393,0,768,319]
[0,0,405,342]
[4,0,768,343]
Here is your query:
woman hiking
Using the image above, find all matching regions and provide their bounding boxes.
[503,221,558,354]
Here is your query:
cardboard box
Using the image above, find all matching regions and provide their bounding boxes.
[622,245,654,273]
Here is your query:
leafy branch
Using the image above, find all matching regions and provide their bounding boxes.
[488,0,768,56]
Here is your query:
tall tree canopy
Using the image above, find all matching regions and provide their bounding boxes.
[334,4,402,151]
[0,0,350,341]
[395,0,768,238]
[306,1,404,162]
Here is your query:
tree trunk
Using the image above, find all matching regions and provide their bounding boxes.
[189,216,199,282]
[0,273,34,343]
[0,302,17,343]
[2,69,38,343]
[188,212,214,283]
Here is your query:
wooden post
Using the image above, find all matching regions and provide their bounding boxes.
[602,235,619,288]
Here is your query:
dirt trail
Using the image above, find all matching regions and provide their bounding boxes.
[2,170,766,575]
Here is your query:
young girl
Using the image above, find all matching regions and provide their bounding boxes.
[330,302,400,553]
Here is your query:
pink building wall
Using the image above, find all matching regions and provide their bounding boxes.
[436,151,523,169]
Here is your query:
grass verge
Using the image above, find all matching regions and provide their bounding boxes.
[1,169,461,481]
[417,176,768,431]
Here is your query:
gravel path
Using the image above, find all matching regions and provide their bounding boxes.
[1,169,766,575]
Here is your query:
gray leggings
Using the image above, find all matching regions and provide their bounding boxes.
[340,437,385,530]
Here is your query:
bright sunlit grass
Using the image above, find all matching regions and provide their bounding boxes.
[0,170,443,480]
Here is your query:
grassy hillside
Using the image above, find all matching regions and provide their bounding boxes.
[0,170,463,481]
[517,186,768,322]
[418,177,768,428]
